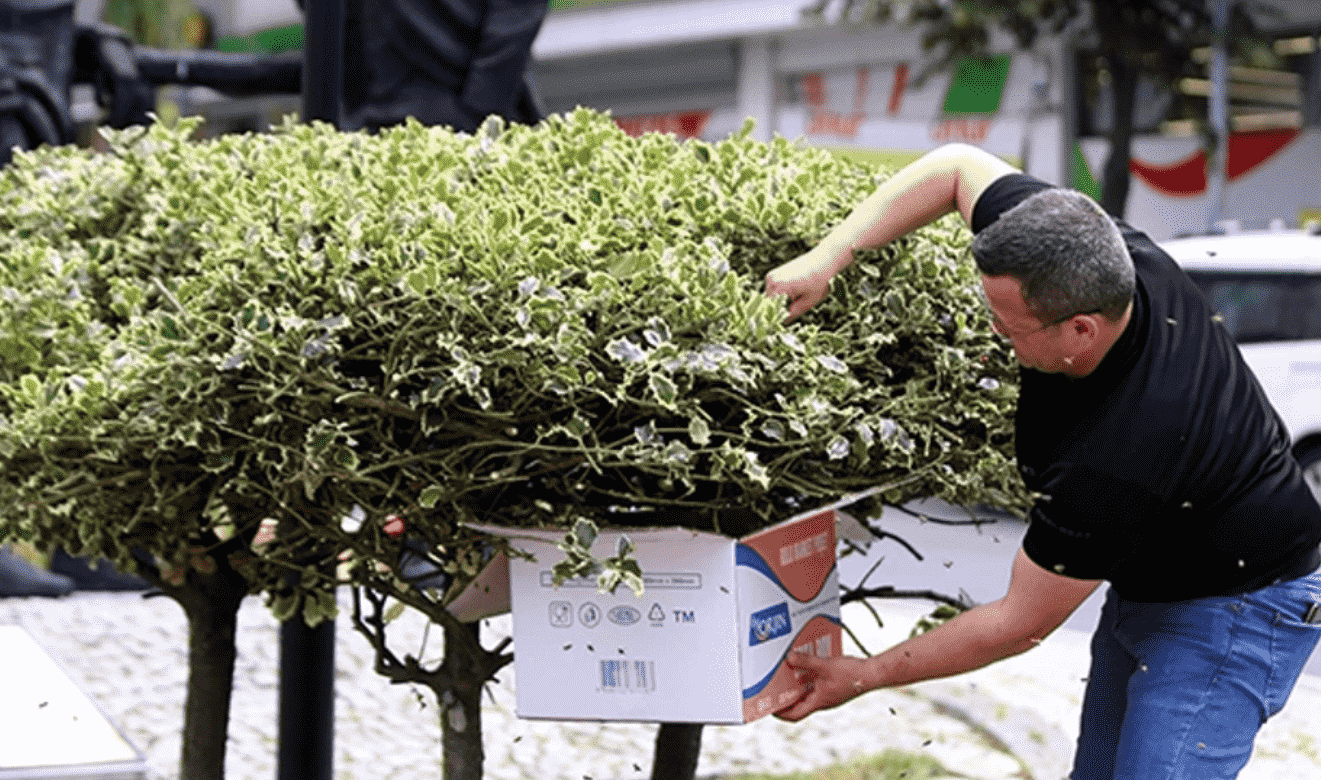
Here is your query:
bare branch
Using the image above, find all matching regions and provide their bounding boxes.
[841,584,977,610]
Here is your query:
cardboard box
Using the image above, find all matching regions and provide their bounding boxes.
[474,506,861,724]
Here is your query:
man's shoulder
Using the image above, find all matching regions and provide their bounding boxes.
[970,173,1055,234]
[1119,220,1181,279]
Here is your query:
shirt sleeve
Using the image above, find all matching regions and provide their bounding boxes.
[970,173,1056,235]
[1021,462,1164,581]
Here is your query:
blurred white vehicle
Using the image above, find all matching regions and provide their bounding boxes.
[1160,225,1321,504]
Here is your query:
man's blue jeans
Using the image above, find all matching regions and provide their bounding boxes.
[1071,567,1321,780]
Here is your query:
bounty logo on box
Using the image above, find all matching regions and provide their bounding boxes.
[749,602,791,645]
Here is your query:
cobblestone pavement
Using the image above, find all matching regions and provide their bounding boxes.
[2,592,1319,780]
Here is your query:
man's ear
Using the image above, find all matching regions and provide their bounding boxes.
[1069,313,1101,345]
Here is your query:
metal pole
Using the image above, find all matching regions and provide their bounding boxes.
[278,2,345,779]
[1206,0,1232,232]
[735,36,775,143]
[278,618,336,780]
[651,723,704,780]
[1308,28,1321,129]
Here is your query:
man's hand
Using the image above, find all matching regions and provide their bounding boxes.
[765,144,1017,322]
[774,652,874,722]
[765,246,841,322]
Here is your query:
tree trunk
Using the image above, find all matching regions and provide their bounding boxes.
[347,587,511,780]
[651,723,704,780]
[1100,50,1140,219]
[173,566,249,780]
[440,620,486,780]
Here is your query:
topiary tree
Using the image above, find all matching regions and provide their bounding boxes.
[0,108,1027,779]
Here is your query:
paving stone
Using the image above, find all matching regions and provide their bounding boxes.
[3,592,1318,780]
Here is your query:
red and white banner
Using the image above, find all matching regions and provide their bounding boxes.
[1129,129,1303,197]
[614,110,713,139]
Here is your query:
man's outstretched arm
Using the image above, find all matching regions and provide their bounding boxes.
[766,143,1017,320]
[775,548,1100,722]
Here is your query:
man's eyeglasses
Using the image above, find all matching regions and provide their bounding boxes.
[976,288,1095,341]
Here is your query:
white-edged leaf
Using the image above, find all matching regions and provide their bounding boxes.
[605,337,647,363]
[816,355,849,373]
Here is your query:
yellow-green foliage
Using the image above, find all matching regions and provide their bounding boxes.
[0,109,1025,620]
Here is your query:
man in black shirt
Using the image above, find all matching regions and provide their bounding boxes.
[767,144,1321,779]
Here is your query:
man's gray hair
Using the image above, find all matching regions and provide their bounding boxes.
[970,189,1135,323]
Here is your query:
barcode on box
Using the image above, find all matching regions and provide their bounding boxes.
[600,659,656,692]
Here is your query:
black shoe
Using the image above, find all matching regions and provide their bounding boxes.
[50,548,151,591]
[0,547,75,598]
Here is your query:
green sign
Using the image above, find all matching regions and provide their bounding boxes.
[214,24,305,55]
[942,54,1012,115]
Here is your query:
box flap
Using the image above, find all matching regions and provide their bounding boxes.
[835,510,874,550]
[443,548,511,622]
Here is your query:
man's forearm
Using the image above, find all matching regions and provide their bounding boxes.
[859,599,1042,691]
[765,145,1017,323]
[814,143,1017,270]
[814,163,960,265]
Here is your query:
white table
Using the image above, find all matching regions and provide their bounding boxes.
[0,625,147,780]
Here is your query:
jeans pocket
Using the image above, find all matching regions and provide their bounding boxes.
[1262,581,1321,716]
[1246,567,1321,626]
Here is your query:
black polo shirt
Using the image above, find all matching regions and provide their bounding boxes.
[972,174,1321,602]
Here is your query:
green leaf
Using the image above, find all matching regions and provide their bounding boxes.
[269,592,300,623]
[572,518,598,549]
[564,416,590,440]
[333,447,359,470]
[688,417,711,446]
[303,590,339,627]
[419,484,445,508]
[162,316,181,340]
[649,373,677,407]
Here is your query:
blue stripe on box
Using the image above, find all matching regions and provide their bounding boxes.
[735,544,786,591]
